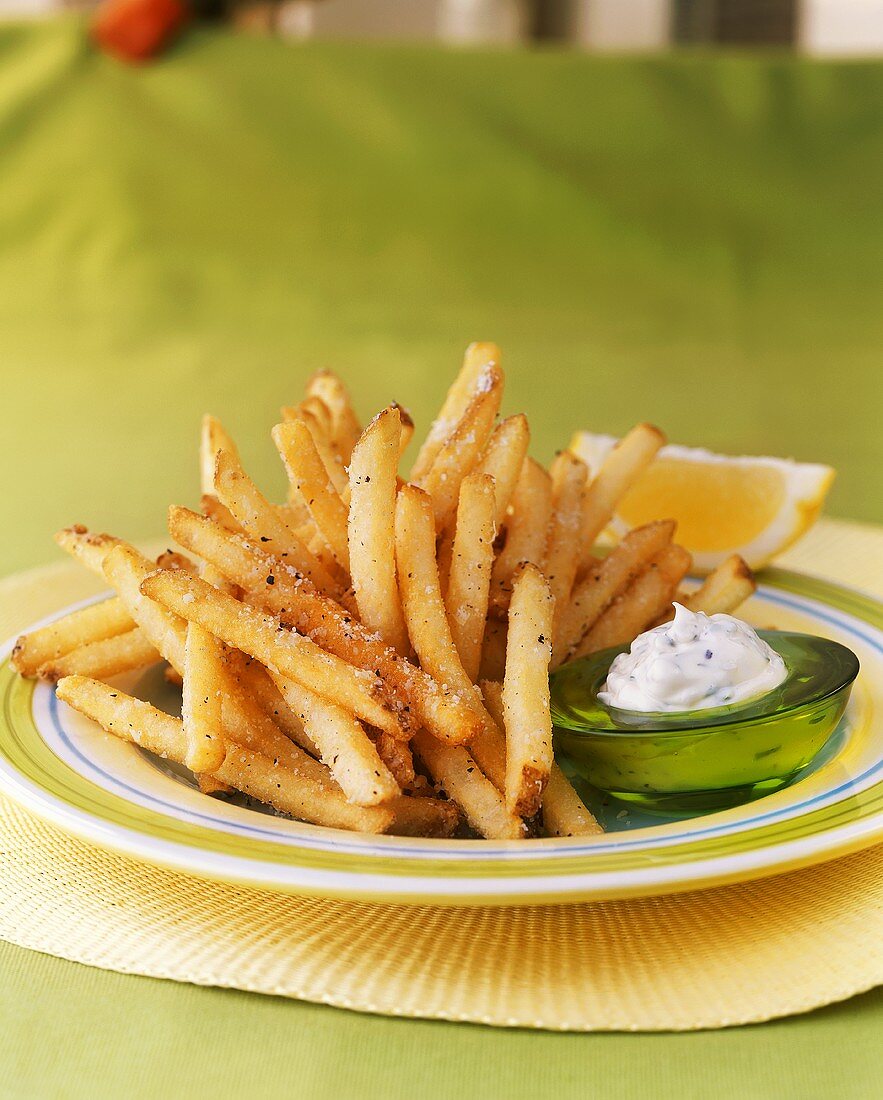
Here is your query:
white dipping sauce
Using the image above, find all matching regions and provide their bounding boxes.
[598,603,787,713]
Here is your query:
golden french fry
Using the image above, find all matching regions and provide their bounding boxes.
[480,677,598,834]
[411,730,525,840]
[12,597,135,678]
[55,526,127,577]
[213,448,340,594]
[503,563,554,817]
[348,407,409,654]
[553,520,676,668]
[574,544,692,658]
[269,671,399,806]
[415,365,504,532]
[395,485,498,739]
[140,569,407,739]
[55,676,393,833]
[371,730,416,789]
[385,791,460,837]
[392,402,414,457]
[279,406,349,495]
[542,766,603,837]
[543,451,588,632]
[307,369,362,461]
[222,650,318,758]
[273,420,350,573]
[201,493,245,534]
[478,618,508,683]
[444,473,496,683]
[489,458,553,615]
[36,628,160,683]
[201,414,240,497]
[102,544,187,672]
[684,554,756,616]
[410,341,502,482]
[168,507,480,744]
[472,414,530,528]
[154,550,199,575]
[197,774,233,796]
[576,423,666,567]
[181,622,227,774]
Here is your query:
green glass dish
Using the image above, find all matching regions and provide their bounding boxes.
[551,631,859,815]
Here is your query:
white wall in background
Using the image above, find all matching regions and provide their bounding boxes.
[574,0,673,50]
[800,0,883,55]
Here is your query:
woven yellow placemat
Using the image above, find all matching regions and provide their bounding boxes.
[1,519,882,1032]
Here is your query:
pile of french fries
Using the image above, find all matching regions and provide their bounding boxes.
[11,343,756,840]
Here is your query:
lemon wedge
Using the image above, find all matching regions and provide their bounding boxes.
[569,432,835,573]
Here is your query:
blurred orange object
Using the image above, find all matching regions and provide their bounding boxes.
[91,0,189,64]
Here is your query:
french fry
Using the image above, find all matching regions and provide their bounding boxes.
[392,402,414,457]
[489,458,553,615]
[574,544,692,658]
[444,473,496,683]
[410,341,502,482]
[576,423,666,568]
[542,766,604,838]
[372,729,416,789]
[181,621,228,774]
[481,679,600,835]
[279,406,349,495]
[472,413,530,528]
[411,730,525,840]
[307,369,362,461]
[503,563,554,817]
[552,520,676,668]
[395,485,497,739]
[12,597,135,677]
[272,420,350,573]
[55,526,126,577]
[543,451,588,633]
[36,628,160,683]
[684,554,756,616]
[385,791,460,837]
[102,545,187,672]
[415,364,504,532]
[348,407,409,654]
[155,550,199,575]
[478,618,508,683]
[269,671,400,806]
[140,569,408,738]
[168,507,479,744]
[55,676,393,833]
[213,448,340,594]
[201,414,240,497]
[223,650,319,758]
[201,493,244,534]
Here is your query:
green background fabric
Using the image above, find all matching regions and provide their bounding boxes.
[1,19,882,1098]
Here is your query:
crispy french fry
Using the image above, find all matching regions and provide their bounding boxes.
[574,544,692,658]
[273,420,350,572]
[472,414,530,529]
[576,423,666,568]
[55,676,392,833]
[410,341,502,482]
[140,569,407,739]
[392,402,414,457]
[481,680,600,835]
[503,563,554,818]
[543,451,588,631]
[36,627,160,682]
[411,730,525,840]
[489,458,553,615]
[269,671,399,806]
[478,618,508,683]
[201,493,245,534]
[395,485,497,738]
[348,407,409,654]
[279,406,349,495]
[224,652,318,757]
[55,526,126,577]
[181,621,227,774]
[213,448,340,594]
[197,774,233,796]
[371,730,416,789]
[201,414,240,497]
[102,545,187,672]
[385,791,460,837]
[415,365,504,532]
[168,507,479,744]
[684,555,756,616]
[12,597,135,677]
[553,520,676,668]
[444,473,496,683]
[307,369,362,461]
[155,550,199,575]
[542,766,603,837]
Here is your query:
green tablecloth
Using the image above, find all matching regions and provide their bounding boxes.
[1,19,881,1098]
